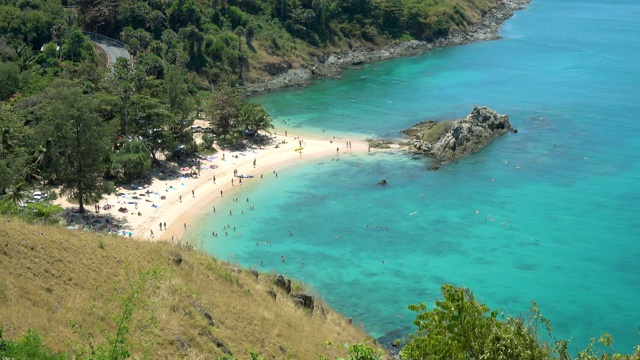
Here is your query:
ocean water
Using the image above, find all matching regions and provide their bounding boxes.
[184,0,640,352]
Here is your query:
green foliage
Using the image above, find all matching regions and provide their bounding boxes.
[0,327,67,360]
[109,140,152,182]
[238,102,274,136]
[403,284,555,360]
[422,120,454,143]
[327,338,385,360]
[247,348,266,360]
[23,202,63,223]
[205,85,243,139]
[576,334,640,360]
[0,61,20,101]
[341,339,385,360]
[35,80,115,213]
[4,179,30,205]
[200,133,216,151]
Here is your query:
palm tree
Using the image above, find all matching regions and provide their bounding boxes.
[5,180,30,206]
[239,103,274,137]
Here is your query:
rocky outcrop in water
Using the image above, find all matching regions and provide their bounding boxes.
[246,0,531,94]
[408,105,515,164]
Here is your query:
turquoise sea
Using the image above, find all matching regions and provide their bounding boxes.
[184,0,640,352]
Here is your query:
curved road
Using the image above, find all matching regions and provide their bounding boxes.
[83,31,130,66]
[95,42,130,65]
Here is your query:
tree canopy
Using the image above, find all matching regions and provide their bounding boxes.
[402,285,640,360]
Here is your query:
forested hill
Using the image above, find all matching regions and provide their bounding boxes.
[2,0,499,90]
[76,0,498,84]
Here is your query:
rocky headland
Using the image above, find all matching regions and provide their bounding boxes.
[246,0,532,94]
[404,105,515,169]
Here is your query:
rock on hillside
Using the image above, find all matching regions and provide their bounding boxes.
[409,105,515,164]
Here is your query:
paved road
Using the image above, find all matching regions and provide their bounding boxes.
[95,42,130,65]
[83,31,130,66]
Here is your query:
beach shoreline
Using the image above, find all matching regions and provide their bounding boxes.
[55,130,370,244]
[156,133,370,244]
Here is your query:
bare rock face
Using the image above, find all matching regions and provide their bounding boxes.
[409,105,515,164]
[291,293,315,310]
[274,274,292,293]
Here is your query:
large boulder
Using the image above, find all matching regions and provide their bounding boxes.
[291,293,315,310]
[274,274,292,293]
[408,105,514,164]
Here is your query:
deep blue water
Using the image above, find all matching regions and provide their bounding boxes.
[184,0,640,352]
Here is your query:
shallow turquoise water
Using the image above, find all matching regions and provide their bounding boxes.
[184,0,640,352]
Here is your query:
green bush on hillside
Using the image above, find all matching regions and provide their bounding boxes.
[422,120,454,143]
[0,327,67,360]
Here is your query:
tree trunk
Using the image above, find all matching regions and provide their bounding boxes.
[76,126,85,213]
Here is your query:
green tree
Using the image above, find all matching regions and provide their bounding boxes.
[0,105,31,186]
[62,27,94,63]
[38,81,114,213]
[204,85,243,139]
[402,284,559,360]
[163,65,194,152]
[126,93,173,163]
[0,61,20,101]
[167,0,201,30]
[4,179,30,206]
[109,140,152,182]
[234,25,246,51]
[107,57,139,138]
[238,102,273,137]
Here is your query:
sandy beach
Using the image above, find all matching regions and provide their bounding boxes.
[55,131,369,243]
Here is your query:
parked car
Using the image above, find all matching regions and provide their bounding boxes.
[29,191,48,203]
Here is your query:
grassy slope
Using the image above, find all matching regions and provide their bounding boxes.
[0,218,381,359]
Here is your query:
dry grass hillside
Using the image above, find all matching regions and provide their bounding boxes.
[0,218,386,359]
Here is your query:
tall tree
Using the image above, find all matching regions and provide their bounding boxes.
[163,65,194,151]
[204,85,242,138]
[38,81,114,213]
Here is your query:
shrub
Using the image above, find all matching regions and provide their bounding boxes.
[422,120,454,143]
[0,327,66,359]
[200,134,216,151]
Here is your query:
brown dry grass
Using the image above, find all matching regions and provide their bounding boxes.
[0,218,387,359]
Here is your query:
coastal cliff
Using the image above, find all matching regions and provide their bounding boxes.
[405,105,515,165]
[246,0,532,93]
